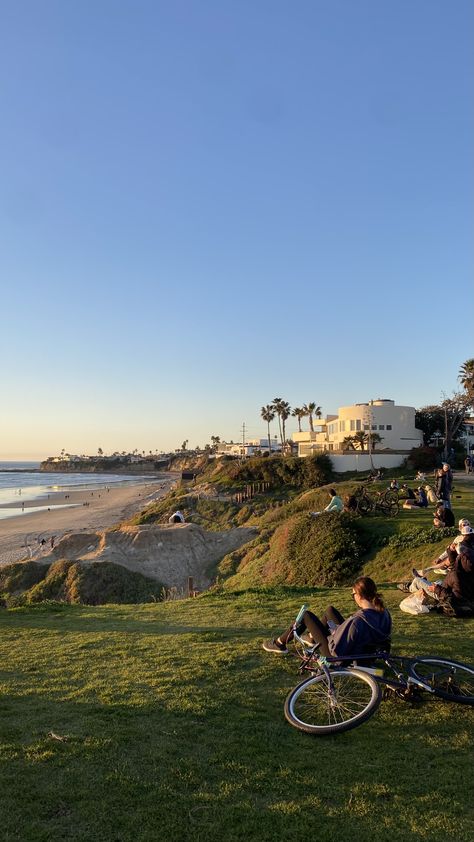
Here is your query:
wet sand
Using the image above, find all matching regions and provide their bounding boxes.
[0,474,179,566]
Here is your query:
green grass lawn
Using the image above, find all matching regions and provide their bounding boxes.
[1,588,473,842]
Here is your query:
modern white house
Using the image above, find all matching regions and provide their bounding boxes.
[217,438,281,458]
[292,399,423,472]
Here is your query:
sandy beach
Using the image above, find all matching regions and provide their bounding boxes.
[0,473,179,566]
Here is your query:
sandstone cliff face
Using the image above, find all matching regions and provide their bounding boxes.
[39,460,170,474]
[41,523,256,590]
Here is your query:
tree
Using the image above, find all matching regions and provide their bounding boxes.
[416,395,470,456]
[181,440,188,451]
[459,359,474,403]
[303,402,316,432]
[341,436,356,451]
[353,431,368,452]
[98,447,103,456]
[370,433,383,450]
[271,398,284,446]
[291,407,306,432]
[210,435,221,453]
[302,403,321,432]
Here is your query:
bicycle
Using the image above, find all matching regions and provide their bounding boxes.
[354,485,399,517]
[283,606,474,736]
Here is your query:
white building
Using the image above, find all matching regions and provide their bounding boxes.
[292,399,423,472]
[217,438,281,458]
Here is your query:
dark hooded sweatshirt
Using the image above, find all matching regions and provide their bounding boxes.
[328,608,392,657]
[434,548,474,604]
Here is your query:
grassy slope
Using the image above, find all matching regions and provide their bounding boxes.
[0,588,473,842]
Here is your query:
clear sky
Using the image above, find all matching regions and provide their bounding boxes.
[1,0,472,459]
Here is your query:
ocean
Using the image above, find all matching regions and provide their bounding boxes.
[0,462,153,509]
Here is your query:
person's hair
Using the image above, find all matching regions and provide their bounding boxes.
[353,576,385,612]
[329,488,337,496]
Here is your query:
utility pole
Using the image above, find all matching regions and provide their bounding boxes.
[241,422,246,459]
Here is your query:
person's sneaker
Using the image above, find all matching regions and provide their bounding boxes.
[262,639,288,654]
[397,582,410,593]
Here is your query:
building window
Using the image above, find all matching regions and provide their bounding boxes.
[379,425,385,430]
[350,420,355,431]
[364,424,369,431]
[372,425,377,430]
[356,420,361,431]
[387,424,392,430]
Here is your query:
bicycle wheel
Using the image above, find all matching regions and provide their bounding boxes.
[385,500,399,517]
[409,657,474,705]
[357,495,373,516]
[383,490,399,505]
[284,669,382,735]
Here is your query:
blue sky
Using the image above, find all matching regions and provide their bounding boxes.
[1,0,472,458]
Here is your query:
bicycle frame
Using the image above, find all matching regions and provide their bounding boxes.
[292,631,445,697]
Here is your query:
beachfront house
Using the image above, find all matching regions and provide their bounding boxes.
[217,438,281,458]
[292,399,423,472]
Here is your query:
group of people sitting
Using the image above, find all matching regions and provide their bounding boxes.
[398,518,474,617]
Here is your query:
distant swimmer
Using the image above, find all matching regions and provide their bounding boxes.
[168,510,185,524]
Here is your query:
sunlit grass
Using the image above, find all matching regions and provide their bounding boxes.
[0,588,472,841]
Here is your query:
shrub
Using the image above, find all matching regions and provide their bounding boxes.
[224,512,365,589]
[408,446,440,470]
[0,562,49,595]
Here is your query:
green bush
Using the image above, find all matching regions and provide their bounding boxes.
[222,512,365,589]
[0,561,49,595]
[408,446,439,470]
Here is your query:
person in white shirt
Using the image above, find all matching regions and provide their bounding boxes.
[168,510,185,524]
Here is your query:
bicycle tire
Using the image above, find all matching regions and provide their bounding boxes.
[383,490,399,505]
[357,495,373,516]
[386,501,399,517]
[284,669,382,735]
[409,657,474,705]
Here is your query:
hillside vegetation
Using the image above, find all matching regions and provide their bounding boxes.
[0,560,164,607]
[131,456,474,589]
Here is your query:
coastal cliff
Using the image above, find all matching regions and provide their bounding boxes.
[40,458,170,474]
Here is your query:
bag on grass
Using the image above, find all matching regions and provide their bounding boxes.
[399,591,430,615]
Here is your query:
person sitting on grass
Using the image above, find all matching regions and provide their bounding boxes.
[416,520,472,576]
[168,510,185,524]
[433,501,455,528]
[311,488,344,517]
[407,546,474,618]
[397,526,474,593]
[262,576,392,657]
[402,486,428,510]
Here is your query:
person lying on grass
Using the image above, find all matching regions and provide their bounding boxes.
[262,576,392,657]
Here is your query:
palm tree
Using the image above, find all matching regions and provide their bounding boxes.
[279,401,291,452]
[303,402,318,432]
[261,405,276,454]
[291,407,306,432]
[459,359,474,400]
[342,436,356,451]
[370,433,383,451]
[353,431,369,452]
[315,406,322,421]
[271,398,284,445]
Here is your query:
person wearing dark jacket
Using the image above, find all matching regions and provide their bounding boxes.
[433,501,455,528]
[262,577,392,657]
[432,547,474,615]
[435,468,451,506]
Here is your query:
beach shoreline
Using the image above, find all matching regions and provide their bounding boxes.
[0,473,178,566]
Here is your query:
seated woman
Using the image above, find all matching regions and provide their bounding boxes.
[417,546,474,617]
[311,488,344,517]
[262,576,392,657]
[433,501,455,528]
